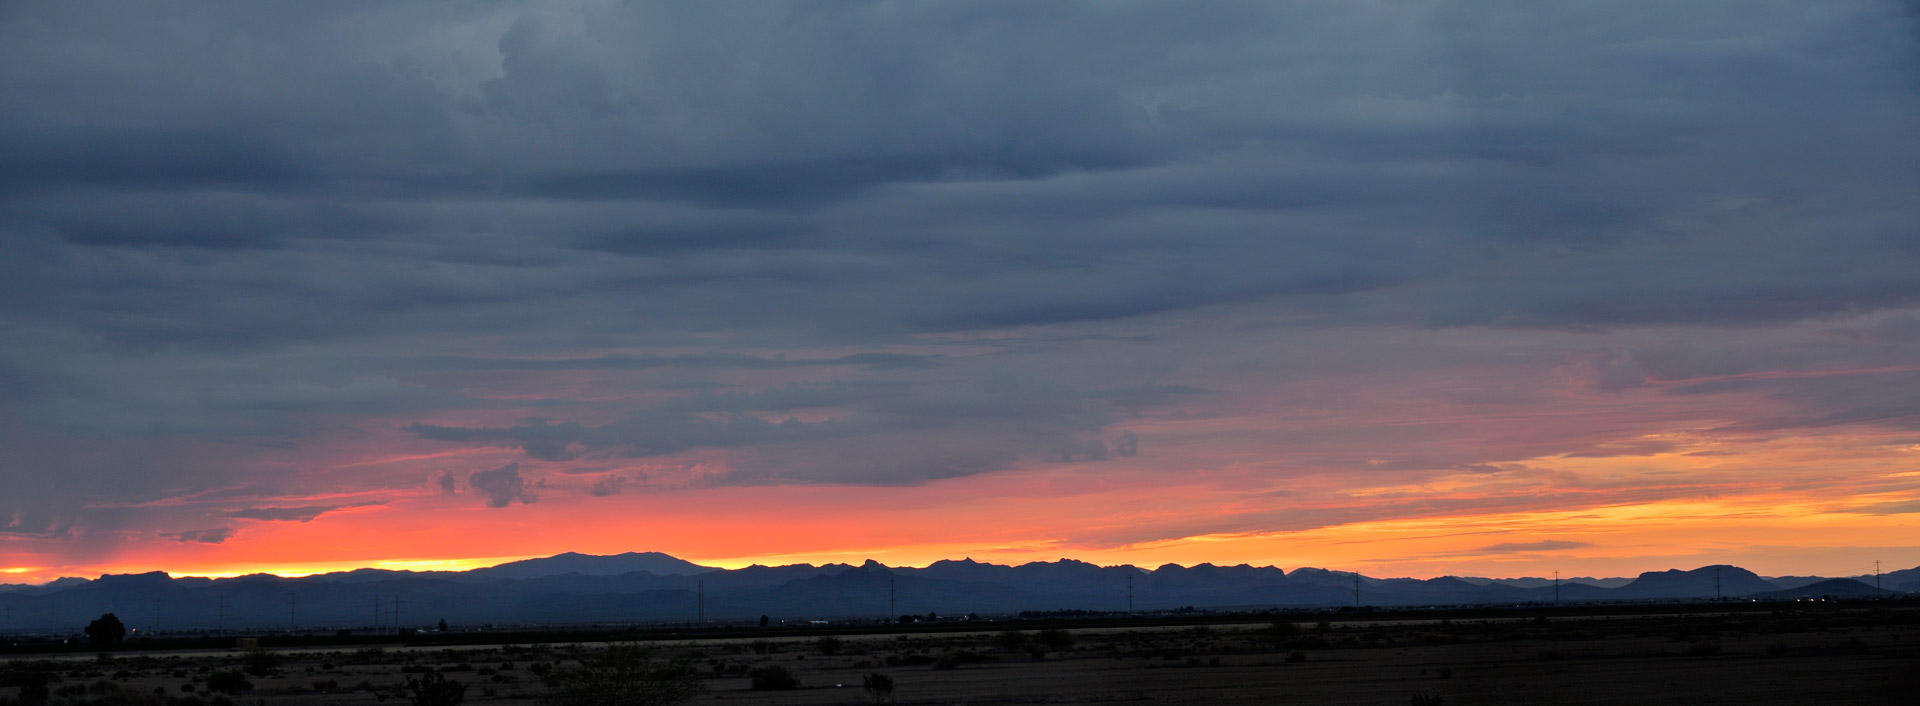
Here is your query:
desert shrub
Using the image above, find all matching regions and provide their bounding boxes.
[882,653,926,667]
[749,640,776,655]
[1268,620,1300,642]
[16,683,51,705]
[994,630,1028,652]
[546,643,704,706]
[313,678,340,692]
[862,672,895,704]
[816,636,844,656]
[206,670,252,694]
[406,671,466,706]
[747,665,800,691]
[241,648,281,676]
[1411,691,1444,706]
[1037,629,1074,653]
[1685,642,1722,657]
[1286,651,1307,663]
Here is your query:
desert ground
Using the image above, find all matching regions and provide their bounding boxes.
[3,605,1914,705]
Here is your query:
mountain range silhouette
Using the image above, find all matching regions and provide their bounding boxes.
[0,554,1910,633]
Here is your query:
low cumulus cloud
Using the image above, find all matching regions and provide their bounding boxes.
[470,462,536,508]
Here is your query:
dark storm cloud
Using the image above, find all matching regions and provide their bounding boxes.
[0,0,1917,522]
[224,506,345,523]
[171,528,235,544]
[469,462,535,508]
[0,128,309,197]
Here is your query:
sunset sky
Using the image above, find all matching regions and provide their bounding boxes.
[3,1,1919,585]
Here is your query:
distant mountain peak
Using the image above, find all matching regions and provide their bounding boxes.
[470,551,717,579]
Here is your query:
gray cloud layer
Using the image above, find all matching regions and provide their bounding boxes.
[1,1,1916,542]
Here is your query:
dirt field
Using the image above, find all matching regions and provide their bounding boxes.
[4,607,1914,705]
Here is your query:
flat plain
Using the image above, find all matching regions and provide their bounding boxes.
[4,605,1914,705]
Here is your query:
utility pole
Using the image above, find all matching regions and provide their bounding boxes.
[889,576,896,619]
[1553,570,1561,605]
[1713,567,1722,602]
[1127,574,1134,614]
[1875,560,1883,599]
[697,580,704,624]
[1353,574,1361,608]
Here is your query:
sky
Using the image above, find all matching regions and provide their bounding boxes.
[3,0,1919,584]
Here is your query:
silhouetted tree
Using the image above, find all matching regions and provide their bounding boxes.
[1037,628,1074,654]
[84,613,126,644]
[759,614,769,628]
[437,618,449,632]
